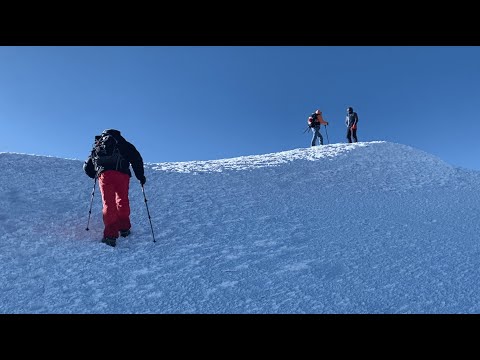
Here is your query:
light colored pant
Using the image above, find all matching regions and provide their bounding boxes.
[311,126,323,146]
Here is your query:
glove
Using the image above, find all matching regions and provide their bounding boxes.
[139,175,146,186]
[325,122,329,125]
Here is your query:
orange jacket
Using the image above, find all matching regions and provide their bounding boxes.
[308,111,329,126]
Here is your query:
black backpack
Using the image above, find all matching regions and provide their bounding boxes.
[92,133,125,171]
[308,113,318,128]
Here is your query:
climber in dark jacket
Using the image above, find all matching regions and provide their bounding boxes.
[345,107,359,143]
[83,129,146,247]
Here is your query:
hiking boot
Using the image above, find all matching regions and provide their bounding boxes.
[120,229,131,238]
[101,237,117,247]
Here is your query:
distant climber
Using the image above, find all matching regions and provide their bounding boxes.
[308,109,329,146]
[345,106,359,143]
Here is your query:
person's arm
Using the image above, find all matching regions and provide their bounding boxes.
[83,155,96,179]
[319,114,329,125]
[124,141,146,184]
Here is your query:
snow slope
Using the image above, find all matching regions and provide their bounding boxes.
[1,141,480,313]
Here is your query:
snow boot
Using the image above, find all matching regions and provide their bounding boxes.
[120,229,131,238]
[101,236,117,247]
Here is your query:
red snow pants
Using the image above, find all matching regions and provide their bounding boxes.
[98,170,131,239]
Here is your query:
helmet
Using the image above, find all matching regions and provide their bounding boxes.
[347,107,353,113]
[315,109,321,114]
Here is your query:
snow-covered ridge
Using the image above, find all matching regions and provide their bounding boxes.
[1,141,453,175]
[2,141,480,313]
[148,141,454,174]
[144,141,458,192]
[150,142,375,173]
[0,141,458,193]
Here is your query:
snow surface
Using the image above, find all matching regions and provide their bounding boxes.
[1,141,480,314]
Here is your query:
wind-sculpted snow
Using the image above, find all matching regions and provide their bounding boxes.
[1,141,479,314]
[149,141,456,192]
[150,142,374,173]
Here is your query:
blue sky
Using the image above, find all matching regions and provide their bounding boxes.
[1,46,480,169]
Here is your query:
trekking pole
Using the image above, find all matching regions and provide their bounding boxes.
[141,184,156,243]
[325,124,330,144]
[302,126,310,134]
[86,177,97,231]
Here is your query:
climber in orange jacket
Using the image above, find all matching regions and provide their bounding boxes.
[308,109,329,146]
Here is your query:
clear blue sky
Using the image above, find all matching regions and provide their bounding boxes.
[1,46,480,170]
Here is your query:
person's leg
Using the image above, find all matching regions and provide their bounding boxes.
[346,128,352,143]
[98,171,120,239]
[352,128,358,142]
[115,172,131,233]
[317,128,324,145]
[311,127,317,146]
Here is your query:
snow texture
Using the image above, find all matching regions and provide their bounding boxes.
[1,141,480,314]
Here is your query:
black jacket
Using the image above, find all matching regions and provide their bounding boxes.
[83,129,145,181]
[345,112,359,128]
